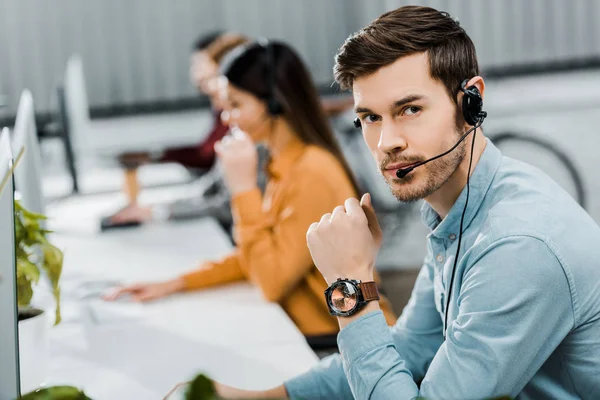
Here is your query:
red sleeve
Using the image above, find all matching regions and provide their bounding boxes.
[160,110,229,169]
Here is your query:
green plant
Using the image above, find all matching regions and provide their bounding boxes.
[15,199,63,325]
[184,374,217,400]
[19,386,91,400]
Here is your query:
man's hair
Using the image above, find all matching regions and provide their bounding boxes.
[334,6,479,104]
[193,31,249,64]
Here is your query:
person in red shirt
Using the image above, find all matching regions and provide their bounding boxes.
[101,32,248,230]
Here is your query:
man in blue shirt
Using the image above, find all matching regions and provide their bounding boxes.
[211,5,600,399]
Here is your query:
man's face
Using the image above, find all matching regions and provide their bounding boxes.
[353,52,465,202]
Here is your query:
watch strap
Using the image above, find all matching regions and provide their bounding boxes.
[359,281,380,302]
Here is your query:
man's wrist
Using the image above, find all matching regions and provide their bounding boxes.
[338,301,380,329]
[325,269,374,286]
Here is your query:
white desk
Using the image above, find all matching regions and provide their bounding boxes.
[33,199,318,399]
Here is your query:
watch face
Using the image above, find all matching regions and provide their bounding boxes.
[328,281,358,313]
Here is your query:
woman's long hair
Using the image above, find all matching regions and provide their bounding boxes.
[221,40,360,195]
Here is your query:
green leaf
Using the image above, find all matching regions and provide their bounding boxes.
[15,200,47,221]
[41,244,63,287]
[17,257,40,283]
[19,385,92,400]
[41,243,63,325]
[185,374,218,400]
[17,275,34,308]
[14,199,63,325]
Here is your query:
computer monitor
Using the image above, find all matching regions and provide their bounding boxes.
[12,90,45,216]
[0,127,21,399]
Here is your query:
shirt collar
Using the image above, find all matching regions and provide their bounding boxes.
[421,138,502,238]
[267,139,307,179]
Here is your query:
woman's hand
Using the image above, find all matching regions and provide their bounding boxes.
[214,128,258,196]
[103,279,186,302]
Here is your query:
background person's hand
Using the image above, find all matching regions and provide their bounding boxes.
[110,204,152,224]
[214,128,258,195]
[103,279,185,302]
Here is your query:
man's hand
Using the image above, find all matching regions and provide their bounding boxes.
[214,128,258,195]
[306,193,382,285]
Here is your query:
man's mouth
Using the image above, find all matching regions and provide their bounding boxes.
[383,161,420,171]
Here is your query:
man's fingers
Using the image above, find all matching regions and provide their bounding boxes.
[360,193,383,239]
[345,197,364,218]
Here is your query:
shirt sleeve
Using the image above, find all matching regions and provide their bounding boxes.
[334,235,574,399]
[231,170,344,303]
[284,262,442,399]
[180,251,245,291]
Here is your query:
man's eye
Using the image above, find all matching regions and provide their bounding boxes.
[362,114,381,124]
[403,106,422,116]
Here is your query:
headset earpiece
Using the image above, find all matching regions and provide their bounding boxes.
[460,79,486,126]
[267,97,283,116]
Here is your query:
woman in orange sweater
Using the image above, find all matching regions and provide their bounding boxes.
[106,40,395,339]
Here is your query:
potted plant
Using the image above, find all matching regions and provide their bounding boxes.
[15,199,63,393]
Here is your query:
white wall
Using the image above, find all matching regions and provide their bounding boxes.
[1,0,599,115]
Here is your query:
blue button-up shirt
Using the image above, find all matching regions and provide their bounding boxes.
[285,139,600,399]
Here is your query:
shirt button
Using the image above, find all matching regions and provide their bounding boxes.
[449,234,456,240]
[436,254,444,263]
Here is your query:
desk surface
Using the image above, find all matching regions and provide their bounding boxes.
[33,199,318,399]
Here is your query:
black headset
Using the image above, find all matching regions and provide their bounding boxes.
[460,79,485,126]
[259,39,283,116]
[353,79,485,129]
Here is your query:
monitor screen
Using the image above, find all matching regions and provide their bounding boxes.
[12,90,45,217]
[0,127,21,399]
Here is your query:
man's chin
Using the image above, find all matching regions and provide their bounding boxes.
[387,179,428,203]
[391,191,425,203]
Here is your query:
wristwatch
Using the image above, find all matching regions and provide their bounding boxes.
[324,278,380,317]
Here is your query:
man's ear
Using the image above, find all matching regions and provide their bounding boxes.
[467,76,485,100]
